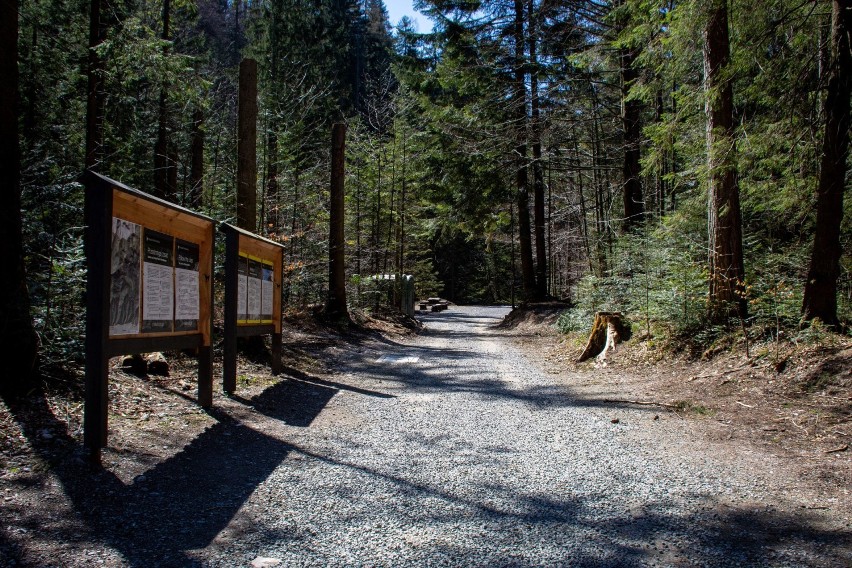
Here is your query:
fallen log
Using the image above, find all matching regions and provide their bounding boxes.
[145,352,170,376]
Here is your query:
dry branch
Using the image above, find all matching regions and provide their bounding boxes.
[599,398,681,410]
[688,363,753,381]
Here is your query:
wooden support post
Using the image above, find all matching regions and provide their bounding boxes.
[223,228,239,395]
[197,221,214,407]
[271,333,282,375]
[197,345,213,408]
[83,176,112,464]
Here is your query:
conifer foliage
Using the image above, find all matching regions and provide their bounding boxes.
[4,0,851,384]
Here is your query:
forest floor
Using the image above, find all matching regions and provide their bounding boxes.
[0,304,850,566]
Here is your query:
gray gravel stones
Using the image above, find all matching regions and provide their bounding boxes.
[197,306,850,567]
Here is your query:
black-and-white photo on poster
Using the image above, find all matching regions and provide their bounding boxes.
[247,258,262,322]
[174,239,199,331]
[142,229,174,333]
[261,262,274,323]
[237,254,248,323]
[109,217,141,336]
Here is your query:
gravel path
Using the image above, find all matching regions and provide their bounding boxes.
[14,306,846,567]
[187,306,848,567]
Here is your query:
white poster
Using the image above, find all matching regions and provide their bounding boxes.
[142,230,174,333]
[247,259,262,322]
[237,254,248,323]
[174,240,199,331]
[261,262,274,323]
[109,218,141,336]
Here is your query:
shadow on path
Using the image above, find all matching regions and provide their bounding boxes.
[1,365,344,566]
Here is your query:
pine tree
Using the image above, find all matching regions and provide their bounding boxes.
[802,0,851,328]
[704,0,746,323]
[1,0,38,392]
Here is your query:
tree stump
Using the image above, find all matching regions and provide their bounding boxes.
[577,312,625,362]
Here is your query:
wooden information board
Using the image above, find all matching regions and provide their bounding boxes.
[220,223,284,394]
[83,171,215,462]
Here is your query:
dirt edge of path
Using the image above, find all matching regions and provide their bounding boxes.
[501,305,851,519]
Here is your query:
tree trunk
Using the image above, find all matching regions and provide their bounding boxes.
[398,131,407,273]
[514,0,536,302]
[802,0,851,328]
[85,0,106,170]
[189,108,204,209]
[517,182,536,302]
[704,0,746,323]
[265,130,279,231]
[573,133,593,273]
[236,58,258,231]
[510,201,516,308]
[621,45,644,229]
[355,160,362,298]
[154,89,170,199]
[373,152,383,274]
[0,0,38,392]
[385,136,397,275]
[326,123,348,319]
[265,6,280,232]
[655,89,665,217]
[577,312,625,363]
[529,0,547,299]
[592,110,608,276]
[154,0,173,200]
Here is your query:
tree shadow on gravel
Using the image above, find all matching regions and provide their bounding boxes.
[341,322,681,417]
[259,442,852,566]
[0,526,25,567]
[1,370,345,567]
[341,345,599,407]
[315,311,852,564]
[593,499,852,567]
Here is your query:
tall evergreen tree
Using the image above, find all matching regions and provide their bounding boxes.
[529,0,548,298]
[514,0,537,301]
[1,0,38,392]
[802,0,851,328]
[154,0,177,200]
[237,58,258,231]
[614,0,644,230]
[703,0,746,322]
